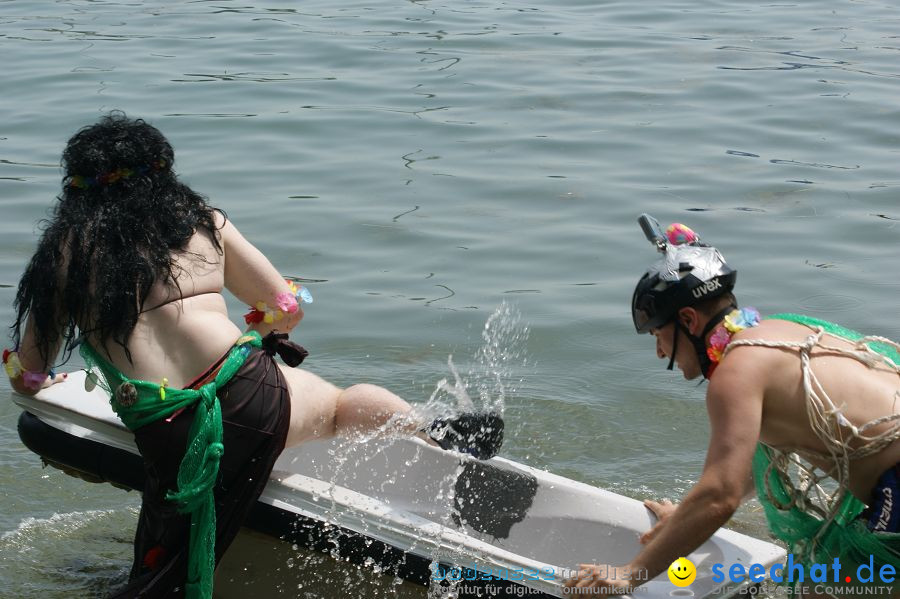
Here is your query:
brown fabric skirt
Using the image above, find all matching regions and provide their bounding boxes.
[110,347,291,598]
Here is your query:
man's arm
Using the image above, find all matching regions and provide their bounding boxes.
[628,369,762,578]
[567,350,766,591]
[641,471,752,545]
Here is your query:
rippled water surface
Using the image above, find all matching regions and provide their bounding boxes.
[2,0,899,596]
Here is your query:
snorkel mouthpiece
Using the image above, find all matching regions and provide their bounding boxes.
[638,213,667,253]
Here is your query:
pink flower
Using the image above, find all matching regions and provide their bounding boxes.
[709,326,731,353]
[665,223,698,245]
[275,292,299,314]
[22,370,47,391]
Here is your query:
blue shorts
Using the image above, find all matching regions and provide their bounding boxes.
[865,465,900,533]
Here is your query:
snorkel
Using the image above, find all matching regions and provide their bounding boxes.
[632,214,737,379]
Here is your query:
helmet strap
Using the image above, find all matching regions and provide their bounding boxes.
[666,323,679,371]
[696,304,737,378]
[668,304,736,378]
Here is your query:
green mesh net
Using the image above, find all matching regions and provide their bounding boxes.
[81,332,262,599]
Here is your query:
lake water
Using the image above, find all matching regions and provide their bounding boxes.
[1,0,899,597]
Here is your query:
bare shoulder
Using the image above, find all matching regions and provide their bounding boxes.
[213,209,231,233]
[215,210,254,250]
[713,320,805,394]
[708,343,770,402]
[213,209,232,243]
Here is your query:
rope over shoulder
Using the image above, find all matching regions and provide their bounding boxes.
[739,314,900,577]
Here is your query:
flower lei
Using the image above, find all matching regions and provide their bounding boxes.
[706,307,760,377]
[243,280,314,325]
[68,159,167,189]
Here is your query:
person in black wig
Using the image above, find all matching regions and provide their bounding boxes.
[7,112,502,599]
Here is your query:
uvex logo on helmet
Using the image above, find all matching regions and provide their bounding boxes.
[691,277,723,299]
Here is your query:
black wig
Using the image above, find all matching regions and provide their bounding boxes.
[11,112,223,364]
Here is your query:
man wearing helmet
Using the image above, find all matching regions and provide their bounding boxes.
[566,215,900,597]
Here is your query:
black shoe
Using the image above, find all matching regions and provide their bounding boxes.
[425,412,504,460]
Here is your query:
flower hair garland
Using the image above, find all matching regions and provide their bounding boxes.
[68,159,167,189]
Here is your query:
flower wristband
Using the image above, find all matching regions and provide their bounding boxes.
[3,348,51,391]
[243,279,314,325]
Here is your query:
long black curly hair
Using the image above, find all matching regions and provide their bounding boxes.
[11,112,223,364]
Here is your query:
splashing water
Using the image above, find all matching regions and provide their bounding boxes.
[427,302,529,420]
[433,356,475,413]
[281,303,530,597]
[423,304,530,597]
[473,302,529,413]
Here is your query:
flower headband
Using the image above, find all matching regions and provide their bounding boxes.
[68,159,168,189]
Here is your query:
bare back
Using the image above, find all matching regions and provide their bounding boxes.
[726,318,900,502]
[88,224,243,388]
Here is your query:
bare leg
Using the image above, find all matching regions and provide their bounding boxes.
[332,383,415,434]
[277,364,422,448]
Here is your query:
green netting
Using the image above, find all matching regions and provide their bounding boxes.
[81,331,262,599]
[753,445,900,572]
[753,314,900,581]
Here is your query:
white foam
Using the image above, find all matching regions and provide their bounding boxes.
[1,509,123,542]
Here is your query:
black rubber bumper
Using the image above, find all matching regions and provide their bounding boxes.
[17,410,145,491]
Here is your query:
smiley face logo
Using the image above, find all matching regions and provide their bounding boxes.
[667,557,696,587]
